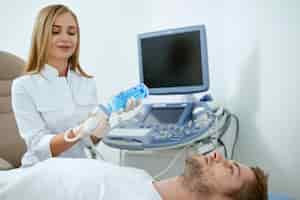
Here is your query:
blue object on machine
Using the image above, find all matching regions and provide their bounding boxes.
[199,93,213,102]
[98,83,149,116]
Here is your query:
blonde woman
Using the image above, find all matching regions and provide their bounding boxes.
[11,4,137,167]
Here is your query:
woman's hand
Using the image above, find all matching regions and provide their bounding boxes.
[64,109,110,142]
[124,97,142,112]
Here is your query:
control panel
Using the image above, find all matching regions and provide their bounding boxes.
[103,102,216,150]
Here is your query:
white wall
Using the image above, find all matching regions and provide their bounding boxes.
[223,0,300,197]
[1,0,299,198]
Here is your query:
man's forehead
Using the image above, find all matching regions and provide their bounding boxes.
[238,163,256,183]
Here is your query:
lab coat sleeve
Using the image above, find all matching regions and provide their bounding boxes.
[11,78,55,162]
[84,78,103,147]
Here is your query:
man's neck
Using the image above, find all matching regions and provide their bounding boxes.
[153,176,196,200]
[47,59,68,77]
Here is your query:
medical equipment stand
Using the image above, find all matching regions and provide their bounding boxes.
[97,107,238,180]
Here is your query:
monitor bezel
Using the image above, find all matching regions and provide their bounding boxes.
[137,25,210,95]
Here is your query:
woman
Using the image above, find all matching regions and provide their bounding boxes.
[11,4,137,167]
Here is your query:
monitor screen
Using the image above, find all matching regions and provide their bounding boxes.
[143,106,185,125]
[138,25,209,94]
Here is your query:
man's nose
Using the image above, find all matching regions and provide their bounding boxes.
[208,150,225,162]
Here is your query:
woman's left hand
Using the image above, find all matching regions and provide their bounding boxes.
[124,97,142,112]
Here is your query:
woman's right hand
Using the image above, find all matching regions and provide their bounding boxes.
[64,109,110,142]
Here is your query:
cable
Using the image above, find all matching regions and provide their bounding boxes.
[87,145,105,161]
[217,138,228,159]
[212,108,239,160]
[119,149,123,166]
[209,109,230,159]
[153,146,188,180]
[217,109,232,139]
[230,113,239,159]
[94,146,105,160]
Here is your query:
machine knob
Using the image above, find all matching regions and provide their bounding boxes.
[188,120,193,128]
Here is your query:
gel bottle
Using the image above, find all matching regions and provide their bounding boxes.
[97,83,149,116]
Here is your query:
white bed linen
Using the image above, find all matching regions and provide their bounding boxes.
[0,158,162,200]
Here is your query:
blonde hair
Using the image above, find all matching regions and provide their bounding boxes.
[25,4,92,78]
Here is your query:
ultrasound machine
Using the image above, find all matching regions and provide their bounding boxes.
[102,25,237,176]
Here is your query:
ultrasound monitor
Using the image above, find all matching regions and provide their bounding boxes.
[137,25,210,95]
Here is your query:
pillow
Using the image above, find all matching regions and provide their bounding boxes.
[269,193,295,200]
[0,157,14,170]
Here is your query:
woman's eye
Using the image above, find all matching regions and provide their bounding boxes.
[52,31,60,35]
[68,32,76,36]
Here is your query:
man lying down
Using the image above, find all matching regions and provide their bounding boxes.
[0,151,268,200]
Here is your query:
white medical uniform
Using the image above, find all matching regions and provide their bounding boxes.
[11,64,98,167]
[0,158,162,200]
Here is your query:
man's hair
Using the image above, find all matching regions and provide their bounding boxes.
[232,166,268,200]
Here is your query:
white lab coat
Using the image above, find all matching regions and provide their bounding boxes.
[11,64,98,167]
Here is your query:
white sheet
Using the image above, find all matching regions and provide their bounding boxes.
[0,158,161,200]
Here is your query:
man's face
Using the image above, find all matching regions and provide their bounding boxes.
[184,151,255,196]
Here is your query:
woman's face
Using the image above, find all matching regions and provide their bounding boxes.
[47,12,78,62]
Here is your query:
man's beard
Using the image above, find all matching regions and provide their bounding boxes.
[182,155,213,194]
